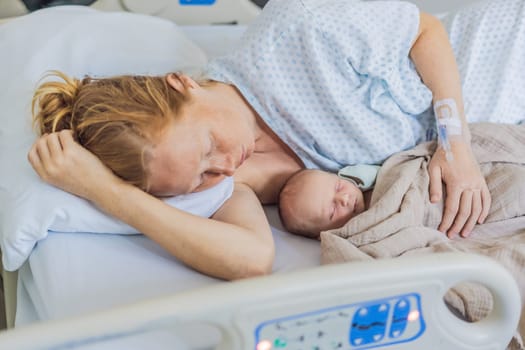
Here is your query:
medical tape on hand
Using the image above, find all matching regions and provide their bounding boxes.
[434,98,463,162]
[434,98,462,136]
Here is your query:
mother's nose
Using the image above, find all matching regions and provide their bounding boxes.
[209,154,236,176]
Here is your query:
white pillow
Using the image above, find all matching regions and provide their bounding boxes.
[0,6,233,271]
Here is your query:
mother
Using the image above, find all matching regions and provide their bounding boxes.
[29,0,503,280]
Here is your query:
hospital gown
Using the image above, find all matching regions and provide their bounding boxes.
[206,0,524,172]
[443,0,525,125]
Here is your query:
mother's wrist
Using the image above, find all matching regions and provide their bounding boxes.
[449,132,472,146]
[88,176,128,205]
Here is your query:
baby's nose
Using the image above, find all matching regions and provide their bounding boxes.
[335,192,350,206]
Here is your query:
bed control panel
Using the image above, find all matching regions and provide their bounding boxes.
[252,293,425,350]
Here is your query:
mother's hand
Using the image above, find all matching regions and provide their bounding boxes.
[27,130,121,200]
[428,141,491,238]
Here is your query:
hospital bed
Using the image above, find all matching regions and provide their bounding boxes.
[0,0,522,349]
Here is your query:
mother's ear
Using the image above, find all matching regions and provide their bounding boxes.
[166,73,199,94]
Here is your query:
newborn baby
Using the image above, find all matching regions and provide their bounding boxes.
[279,165,379,238]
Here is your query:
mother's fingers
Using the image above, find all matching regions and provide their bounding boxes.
[441,188,485,238]
[438,187,461,234]
[27,132,70,181]
[447,190,472,238]
[46,132,64,159]
[428,163,443,203]
[479,185,492,224]
[57,129,75,150]
[460,190,482,238]
[35,134,52,165]
[27,142,44,175]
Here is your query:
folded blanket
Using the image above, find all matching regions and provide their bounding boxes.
[321,123,525,349]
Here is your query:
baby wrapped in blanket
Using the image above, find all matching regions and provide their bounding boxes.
[321,123,525,349]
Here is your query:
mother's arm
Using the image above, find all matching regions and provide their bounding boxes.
[28,130,275,280]
[409,12,491,238]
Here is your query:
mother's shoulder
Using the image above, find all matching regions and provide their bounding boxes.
[235,152,303,204]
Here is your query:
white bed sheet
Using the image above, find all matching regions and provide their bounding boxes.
[15,205,320,325]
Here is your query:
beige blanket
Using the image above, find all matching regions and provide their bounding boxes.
[321,123,525,349]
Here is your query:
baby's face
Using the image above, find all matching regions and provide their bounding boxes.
[294,170,366,232]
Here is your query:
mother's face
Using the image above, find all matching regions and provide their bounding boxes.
[147,75,256,197]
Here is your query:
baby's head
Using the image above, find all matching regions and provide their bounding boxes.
[279,169,366,238]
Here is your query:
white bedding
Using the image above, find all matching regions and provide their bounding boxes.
[16,206,320,325]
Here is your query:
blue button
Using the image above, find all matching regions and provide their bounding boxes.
[389,298,410,338]
[179,0,216,5]
[350,303,389,346]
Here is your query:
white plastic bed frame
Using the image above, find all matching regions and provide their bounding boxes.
[0,252,521,350]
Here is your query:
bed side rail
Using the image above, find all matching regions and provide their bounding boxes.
[0,252,520,350]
